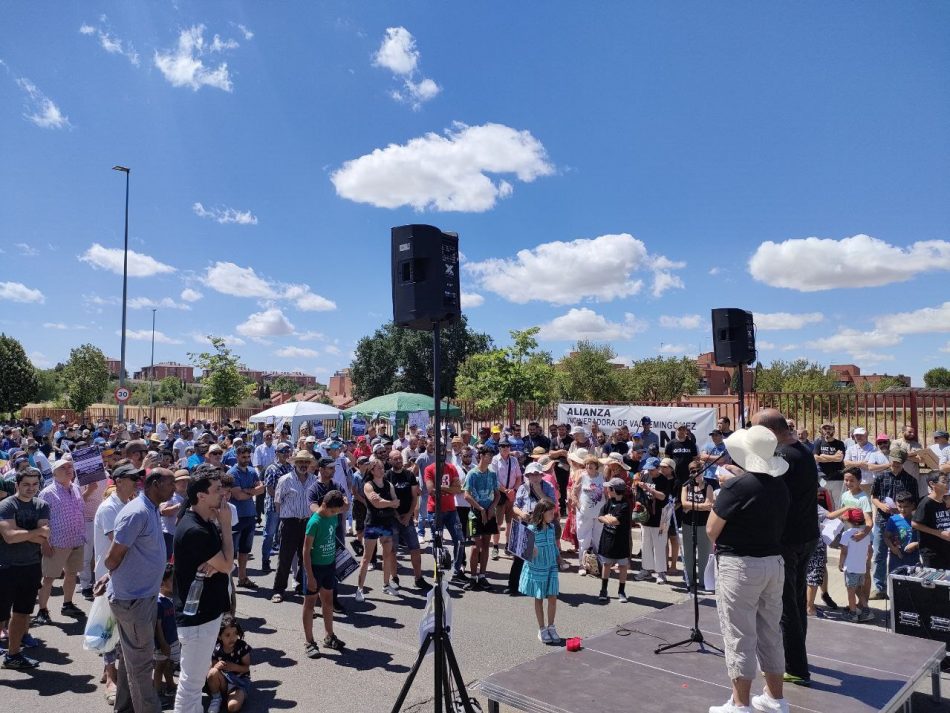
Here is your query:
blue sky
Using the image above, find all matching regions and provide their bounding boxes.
[1,2,948,386]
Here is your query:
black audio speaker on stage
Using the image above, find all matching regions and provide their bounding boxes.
[889,566,950,647]
[711,308,756,367]
[391,224,461,331]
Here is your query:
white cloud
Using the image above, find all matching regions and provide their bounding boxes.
[234,24,254,40]
[708,267,721,276]
[753,312,825,330]
[181,288,203,302]
[209,35,239,53]
[154,25,234,92]
[756,340,777,350]
[205,262,272,297]
[536,308,646,341]
[276,346,319,358]
[331,122,553,212]
[83,293,118,307]
[749,234,950,291]
[468,233,683,305]
[128,297,191,311]
[874,301,950,335]
[373,26,442,108]
[850,351,895,363]
[123,329,183,344]
[43,322,69,330]
[284,285,336,312]
[188,331,245,347]
[237,308,295,338]
[659,314,702,329]
[192,202,258,225]
[806,329,900,355]
[14,242,38,256]
[659,343,691,355]
[79,243,176,277]
[324,344,341,355]
[0,281,45,303]
[14,78,70,129]
[297,330,325,341]
[79,20,140,65]
[29,351,53,369]
[939,342,950,354]
[461,292,484,309]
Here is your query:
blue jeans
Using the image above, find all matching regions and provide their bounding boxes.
[872,519,888,593]
[433,510,465,574]
[261,508,279,563]
[417,492,432,535]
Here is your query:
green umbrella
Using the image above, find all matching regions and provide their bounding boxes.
[342,392,462,420]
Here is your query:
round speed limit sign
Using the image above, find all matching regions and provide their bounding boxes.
[114,386,131,403]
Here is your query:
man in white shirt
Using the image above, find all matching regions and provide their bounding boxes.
[172,431,193,462]
[155,417,169,441]
[844,427,877,492]
[490,438,523,560]
[930,431,950,475]
[253,431,276,474]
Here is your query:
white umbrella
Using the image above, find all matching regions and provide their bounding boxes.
[249,401,341,441]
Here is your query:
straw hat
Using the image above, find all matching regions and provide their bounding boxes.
[723,426,788,477]
[599,452,631,471]
[567,448,591,465]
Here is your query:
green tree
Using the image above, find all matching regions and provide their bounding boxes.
[923,367,950,389]
[556,341,622,401]
[0,334,39,416]
[34,368,63,402]
[271,376,301,396]
[62,343,110,414]
[621,356,700,402]
[455,328,557,409]
[188,336,248,407]
[350,317,492,400]
[155,376,185,404]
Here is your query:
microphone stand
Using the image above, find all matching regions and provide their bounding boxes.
[655,452,727,656]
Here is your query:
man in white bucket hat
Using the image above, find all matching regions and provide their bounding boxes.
[706,425,791,713]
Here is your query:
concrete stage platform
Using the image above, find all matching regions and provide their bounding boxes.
[475,599,945,713]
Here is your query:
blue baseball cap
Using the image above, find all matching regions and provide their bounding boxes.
[641,456,660,471]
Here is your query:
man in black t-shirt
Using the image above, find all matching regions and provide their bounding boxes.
[665,425,698,486]
[707,426,791,713]
[173,464,233,713]
[912,472,950,569]
[548,424,574,515]
[385,451,430,592]
[813,424,846,507]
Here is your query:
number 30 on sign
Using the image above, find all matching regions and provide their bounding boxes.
[114,386,131,403]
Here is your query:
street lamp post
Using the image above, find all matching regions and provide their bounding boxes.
[149,308,157,411]
[113,165,130,422]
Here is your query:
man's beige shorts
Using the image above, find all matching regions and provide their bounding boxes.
[42,545,84,578]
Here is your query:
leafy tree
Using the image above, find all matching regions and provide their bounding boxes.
[754,359,837,393]
[455,328,557,409]
[62,343,110,415]
[271,376,301,396]
[923,367,950,389]
[556,341,622,401]
[863,376,909,392]
[0,334,39,416]
[34,368,63,402]
[622,356,700,402]
[188,336,248,407]
[351,316,492,400]
[155,376,185,404]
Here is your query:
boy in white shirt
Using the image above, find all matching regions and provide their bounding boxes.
[838,508,874,623]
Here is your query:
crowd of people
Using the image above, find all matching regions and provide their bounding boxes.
[0,412,948,713]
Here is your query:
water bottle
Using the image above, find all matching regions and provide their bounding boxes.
[183,572,206,616]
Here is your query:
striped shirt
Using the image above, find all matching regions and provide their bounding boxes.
[274,472,317,520]
[39,480,86,549]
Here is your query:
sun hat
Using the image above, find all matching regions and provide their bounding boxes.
[659,457,677,470]
[51,457,73,473]
[174,469,191,482]
[567,448,591,465]
[534,455,557,471]
[524,462,546,476]
[293,450,315,462]
[529,446,548,459]
[723,425,789,477]
[599,452,631,471]
[570,425,586,436]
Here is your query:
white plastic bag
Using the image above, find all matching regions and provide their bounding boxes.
[417,578,452,656]
[703,554,717,592]
[83,595,119,653]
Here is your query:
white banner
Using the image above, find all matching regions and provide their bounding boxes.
[557,403,717,446]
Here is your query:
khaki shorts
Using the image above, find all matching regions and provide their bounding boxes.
[41,545,84,578]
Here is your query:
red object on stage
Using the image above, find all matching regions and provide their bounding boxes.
[566,637,582,652]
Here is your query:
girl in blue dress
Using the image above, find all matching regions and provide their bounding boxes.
[518,498,562,644]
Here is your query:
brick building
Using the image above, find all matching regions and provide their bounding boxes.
[829,364,911,389]
[696,352,754,395]
[105,357,122,378]
[134,362,195,383]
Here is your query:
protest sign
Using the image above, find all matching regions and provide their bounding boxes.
[335,544,360,582]
[505,519,537,561]
[557,403,716,446]
[72,445,107,486]
[352,417,367,437]
[408,410,429,431]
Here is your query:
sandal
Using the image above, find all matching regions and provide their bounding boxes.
[305,641,321,659]
[271,593,283,603]
[237,579,259,590]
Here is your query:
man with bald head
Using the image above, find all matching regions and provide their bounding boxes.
[752,408,818,688]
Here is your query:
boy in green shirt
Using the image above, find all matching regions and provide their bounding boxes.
[302,490,347,658]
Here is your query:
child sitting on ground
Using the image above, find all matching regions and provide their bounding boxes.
[207,614,252,713]
[838,508,874,623]
[153,564,179,700]
[884,491,919,571]
[597,478,632,603]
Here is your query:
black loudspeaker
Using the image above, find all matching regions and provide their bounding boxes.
[391,224,461,331]
[711,308,756,367]
[889,566,950,646]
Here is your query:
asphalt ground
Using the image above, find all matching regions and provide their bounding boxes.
[1,525,947,713]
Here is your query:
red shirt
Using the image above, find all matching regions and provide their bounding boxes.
[424,462,459,513]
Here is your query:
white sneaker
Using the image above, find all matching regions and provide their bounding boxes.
[656,573,667,585]
[208,694,223,713]
[383,584,400,597]
[546,625,561,643]
[354,588,365,603]
[388,579,400,591]
[538,627,552,643]
[751,692,789,713]
[709,698,752,713]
